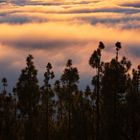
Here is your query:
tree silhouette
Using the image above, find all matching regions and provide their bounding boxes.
[0,78,16,140]
[125,66,140,140]
[2,77,8,94]
[0,42,140,140]
[115,42,121,61]
[114,42,122,122]
[15,54,40,140]
[41,62,55,140]
[101,44,131,140]
[54,79,68,140]
[89,42,105,140]
[61,59,79,140]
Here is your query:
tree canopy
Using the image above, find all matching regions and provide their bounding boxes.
[0,42,140,140]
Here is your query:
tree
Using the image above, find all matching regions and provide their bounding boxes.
[61,59,79,140]
[2,77,8,93]
[125,66,140,140]
[1,42,140,140]
[89,42,105,140]
[115,42,121,61]
[101,43,131,140]
[41,62,55,140]
[54,80,68,140]
[15,54,40,140]
[0,78,16,140]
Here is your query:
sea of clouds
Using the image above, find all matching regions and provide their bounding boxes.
[0,0,140,91]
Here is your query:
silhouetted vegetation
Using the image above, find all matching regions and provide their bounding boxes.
[0,42,140,140]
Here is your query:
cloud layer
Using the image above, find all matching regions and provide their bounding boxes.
[0,0,140,91]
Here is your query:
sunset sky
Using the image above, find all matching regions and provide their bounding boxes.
[0,0,140,91]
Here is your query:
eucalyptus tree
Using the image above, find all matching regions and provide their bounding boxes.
[54,80,68,140]
[89,42,105,140]
[61,59,79,140]
[0,78,16,140]
[126,66,140,140]
[114,42,122,120]
[83,86,94,140]
[2,77,8,94]
[15,54,40,140]
[115,42,121,61]
[41,62,55,140]
[101,43,131,140]
[0,78,8,139]
[54,80,63,122]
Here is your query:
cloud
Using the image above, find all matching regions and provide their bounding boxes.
[0,23,92,50]
[0,0,140,91]
[10,0,100,6]
[11,0,29,5]
[0,15,31,24]
[0,8,140,31]
[0,0,7,3]
[62,6,140,14]
[0,22,139,49]
[121,1,140,8]
[128,46,140,58]
[0,0,139,32]
[0,22,140,69]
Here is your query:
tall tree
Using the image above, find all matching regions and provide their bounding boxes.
[2,77,8,93]
[125,66,140,140]
[89,42,105,140]
[54,80,68,140]
[101,43,131,140]
[115,42,121,61]
[0,78,16,140]
[114,42,121,121]
[15,54,40,140]
[41,62,55,140]
[61,59,79,140]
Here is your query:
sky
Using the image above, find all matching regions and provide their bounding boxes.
[0,0,140,91]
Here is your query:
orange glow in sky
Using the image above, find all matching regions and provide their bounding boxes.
[0,0,140,90]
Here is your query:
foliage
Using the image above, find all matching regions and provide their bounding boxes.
[0,43,140,140]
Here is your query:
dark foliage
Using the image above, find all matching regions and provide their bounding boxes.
[0,42,140,140]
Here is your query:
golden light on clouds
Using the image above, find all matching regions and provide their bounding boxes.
[0,0,140,89]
